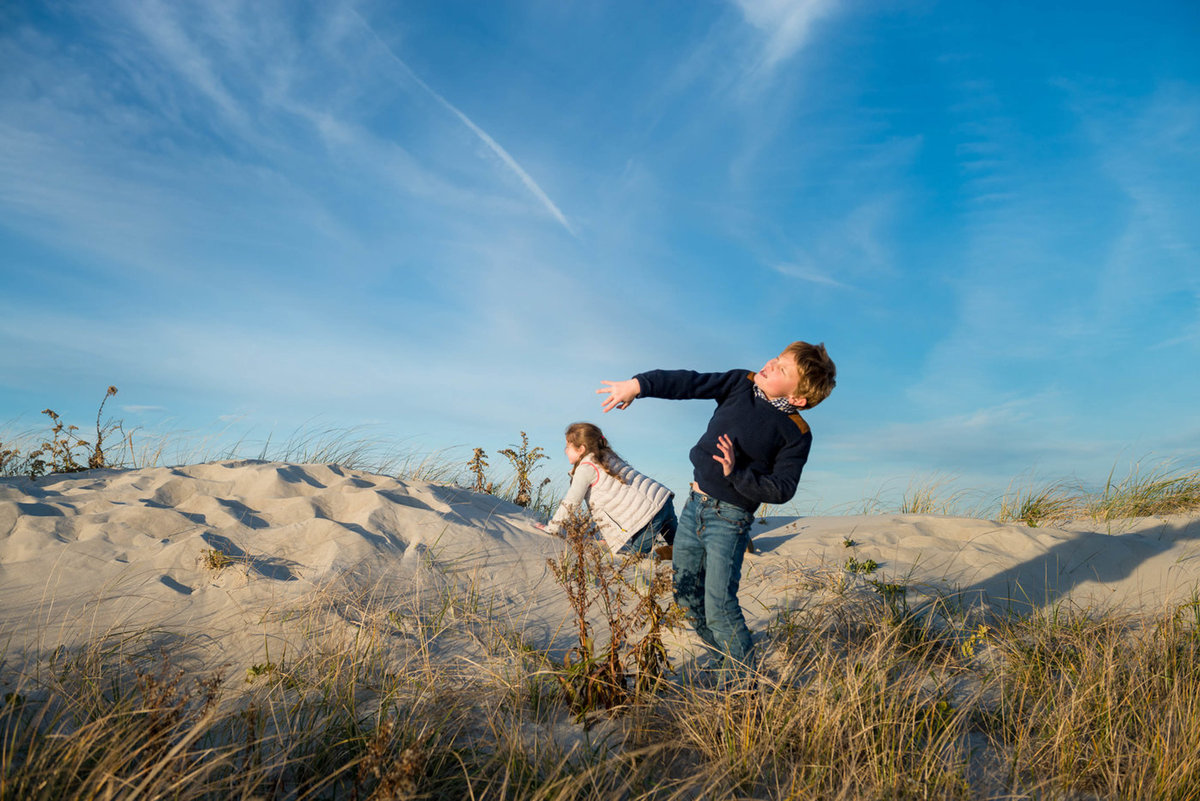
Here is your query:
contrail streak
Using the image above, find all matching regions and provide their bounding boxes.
[353,11,574,236]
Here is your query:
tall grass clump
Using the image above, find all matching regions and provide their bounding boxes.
[993,462,1200,527]
[240,423,463,480]
[0,645,234,800]
[1089,461,1200,520]
[898,474,968,515]
[979,603,1200,798]
[996,479,1078,527]
[886,461,1200,525]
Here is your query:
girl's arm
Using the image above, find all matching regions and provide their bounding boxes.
[542,462,599,534]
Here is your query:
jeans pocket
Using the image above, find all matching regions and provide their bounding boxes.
[713,503,752,531]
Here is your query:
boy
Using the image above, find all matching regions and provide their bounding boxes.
[597,342,836,672]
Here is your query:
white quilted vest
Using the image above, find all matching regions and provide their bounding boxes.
[580,455,674,552]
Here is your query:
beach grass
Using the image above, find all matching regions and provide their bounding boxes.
[995,479,1080,527]
[6,560,1200,799]
[898,473,970,515]
[891,463,1200,526]
[1089,461,1200,521]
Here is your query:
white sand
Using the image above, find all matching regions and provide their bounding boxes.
[3,461,1200,681]
[748,511,1200,617]
[0,461,567,678]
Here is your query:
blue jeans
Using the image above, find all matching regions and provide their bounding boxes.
[672,490,755,669]
[620,497,678,555]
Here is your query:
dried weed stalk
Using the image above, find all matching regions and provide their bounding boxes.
[355,714,427,801]
[467,447,495,495]
[547,507,680,716]
[11,386,124,478]
[498,431,550,508]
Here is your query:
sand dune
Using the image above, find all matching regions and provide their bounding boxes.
[3,461,1200,681]
[750,511,1200,614]
[0,461,566,676]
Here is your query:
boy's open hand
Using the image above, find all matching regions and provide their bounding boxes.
[713,433,735,476]
[597,378,640,413]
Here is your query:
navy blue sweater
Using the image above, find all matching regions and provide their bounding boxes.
[633,369,812,512]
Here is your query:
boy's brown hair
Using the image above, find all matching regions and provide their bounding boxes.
[783,341,837,408]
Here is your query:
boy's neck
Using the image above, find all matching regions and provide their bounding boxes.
[754,385,800,413]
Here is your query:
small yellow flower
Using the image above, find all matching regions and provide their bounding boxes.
[961,624,990,659]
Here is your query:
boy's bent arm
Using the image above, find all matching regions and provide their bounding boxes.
[725,439,809,506]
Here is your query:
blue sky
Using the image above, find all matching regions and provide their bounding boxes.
[2,0,1198,512]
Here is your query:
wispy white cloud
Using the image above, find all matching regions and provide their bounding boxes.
[768,261,850,288]
[1082,84,1200,325]
[1151,313,1200,349]
[124,0,255,142]
[349,10,574,236]
[0,0,572,297]
[822,394,1125,487]
[730,0,838,77]
[753,191,900,290]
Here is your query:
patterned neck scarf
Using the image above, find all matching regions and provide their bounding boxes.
[754,384,801,415]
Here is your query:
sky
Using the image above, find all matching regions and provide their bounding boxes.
[2,0,1198,514]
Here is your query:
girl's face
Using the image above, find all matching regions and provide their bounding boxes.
[564,439,586,466]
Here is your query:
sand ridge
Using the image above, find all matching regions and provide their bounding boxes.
[3,461,1200,680]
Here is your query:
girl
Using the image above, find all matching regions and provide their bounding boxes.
[540,422,676,555]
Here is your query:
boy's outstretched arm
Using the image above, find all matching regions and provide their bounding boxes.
[596,378,641,413]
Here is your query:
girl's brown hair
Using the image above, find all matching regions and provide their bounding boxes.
[565,422,627,483]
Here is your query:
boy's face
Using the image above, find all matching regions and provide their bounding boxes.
[755,354,808,407]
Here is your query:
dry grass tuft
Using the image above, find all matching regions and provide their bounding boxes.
[1089,462,1200,520]
[996,479,1079,527]
[1,390,477,486]
[897,461,1200,526]
[898,474,968,515]
[2,386,128,478]
[465,432,559,514]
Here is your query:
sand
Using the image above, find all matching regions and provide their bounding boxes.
[3,461,1200,682]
